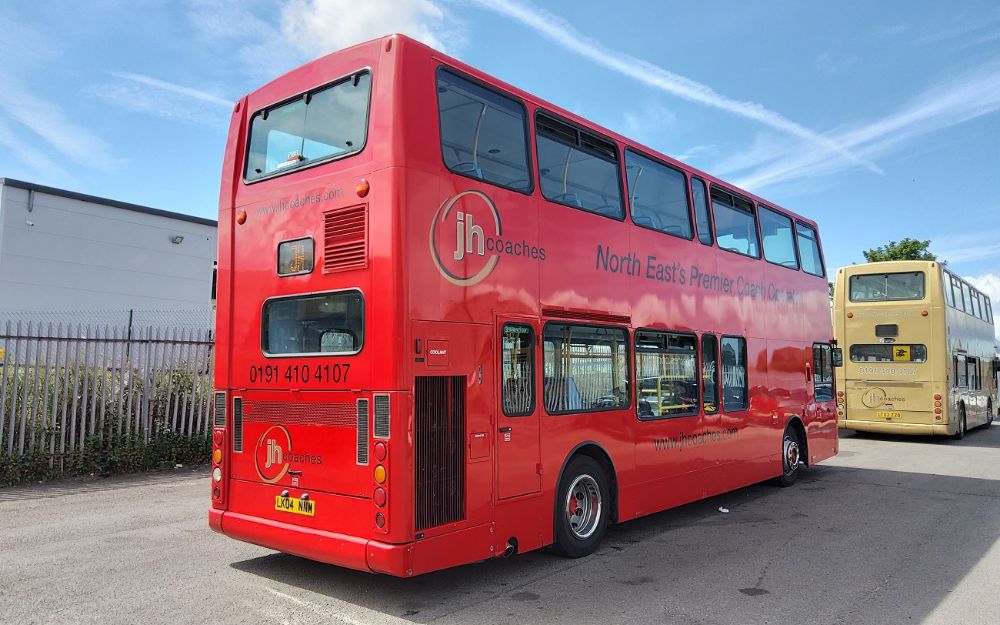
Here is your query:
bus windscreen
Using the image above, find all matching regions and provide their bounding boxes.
[849,272,924,301]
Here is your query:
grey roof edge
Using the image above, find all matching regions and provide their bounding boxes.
[0,178,218,227]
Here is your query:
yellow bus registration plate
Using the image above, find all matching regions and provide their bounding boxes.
[876,411,901,420]
[275,496,316,516]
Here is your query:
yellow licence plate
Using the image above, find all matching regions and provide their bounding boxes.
[275,496,316,516]
[876,411,901,420]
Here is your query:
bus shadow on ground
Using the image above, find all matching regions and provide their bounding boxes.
[230,463,1000,625]
[846,421,1000,449]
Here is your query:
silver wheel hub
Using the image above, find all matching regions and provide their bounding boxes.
[783,436,800,474]
[565,474,602,540]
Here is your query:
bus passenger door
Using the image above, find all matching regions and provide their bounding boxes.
[496,317,541,499]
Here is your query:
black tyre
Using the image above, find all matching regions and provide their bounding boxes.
[987,401,994,427]
[551,455,609,558]
[953,404,966,440]
[776,425,803,487]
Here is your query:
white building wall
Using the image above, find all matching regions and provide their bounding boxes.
[0,181,217,314]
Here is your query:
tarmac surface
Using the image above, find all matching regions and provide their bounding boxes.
[2,425,999,625]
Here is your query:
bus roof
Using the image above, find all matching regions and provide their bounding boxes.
[838,260,941,276]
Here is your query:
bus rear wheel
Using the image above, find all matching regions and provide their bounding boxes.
[987,401,994,427]
[776,426,802,487]
[551,456,609,558]
[953,405,967,440]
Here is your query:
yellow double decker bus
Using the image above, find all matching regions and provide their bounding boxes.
[833,260,997,437]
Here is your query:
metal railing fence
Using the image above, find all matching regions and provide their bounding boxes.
[0,321,213,472]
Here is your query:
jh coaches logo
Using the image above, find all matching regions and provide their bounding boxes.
[255,425,292,484]
[429,190,545,287]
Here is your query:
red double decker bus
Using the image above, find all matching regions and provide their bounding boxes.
[209,34,838,576]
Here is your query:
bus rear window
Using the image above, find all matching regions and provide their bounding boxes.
[850,344,927,363]
[262,290,364,356]
[849,272,924,301]
[851,271,924,302]
[245,71,371,182]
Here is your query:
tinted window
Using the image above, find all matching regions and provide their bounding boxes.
[759,205,799,269]
[246,71,371,181]
[437,69,531,192]
[635,331,698,419]
[813,343,833,401]
[721,337,748,411]
[968,357,980,390]
[952,277,965,312]
[625,150,692,239]
[701,334,719,413]
[501,324,535,416]
[796,223,825,277]
[543,324,629,413]
[943,272,954,307]
[956,354,968,387]
[850,344,927,363]
[962,283,972,314]
[711,188,759,258]
[987,299,993,324]
[849,272,925,302]
[262,291,363,355]
[537,114,623,218]
[691,177,713,245]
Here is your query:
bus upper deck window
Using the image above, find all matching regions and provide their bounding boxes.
[437,68,531,193]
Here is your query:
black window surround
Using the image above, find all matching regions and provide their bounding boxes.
[436,66,535,195]
[534,111,626,221]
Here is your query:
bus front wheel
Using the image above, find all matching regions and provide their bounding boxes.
[551,456,609,558]
[776,426,802,487]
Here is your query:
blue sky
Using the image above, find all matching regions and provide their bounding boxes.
[2,0,999,313]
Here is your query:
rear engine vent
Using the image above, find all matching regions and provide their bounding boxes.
[214,392,226,427]
[415,376,466,531]
[243,400,355,428]
[374,394,390,438]
[356,398,370,465]
[324,204,368,272]
[232,397,244,453]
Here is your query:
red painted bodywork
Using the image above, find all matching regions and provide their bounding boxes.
[210,34,837,576]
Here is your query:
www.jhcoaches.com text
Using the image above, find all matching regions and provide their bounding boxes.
[654,428,739,451]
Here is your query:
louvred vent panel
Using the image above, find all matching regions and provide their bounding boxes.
[324,204,367,272]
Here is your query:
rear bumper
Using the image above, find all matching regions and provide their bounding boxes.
[840,419,950,436]
[209,508,497,576]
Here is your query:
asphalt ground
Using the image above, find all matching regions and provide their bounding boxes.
[2,424,999,625]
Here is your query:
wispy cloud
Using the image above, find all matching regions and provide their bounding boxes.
[0,14,120,175]
[814,50,859,74]
[915,10,1000,47]
[464,0,881,176]
[111,72,232,108]
[934,230,1000,265]
[874,22,911,37]
[0,73,121,173]
[280,0,456,57]
[184,0,458,84]
[965,272,1000,341]
[89,72,232,126]
[620,102,676,145]
[673,144,717,164]
[732,59,1000,190]
[0,120,70,180]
